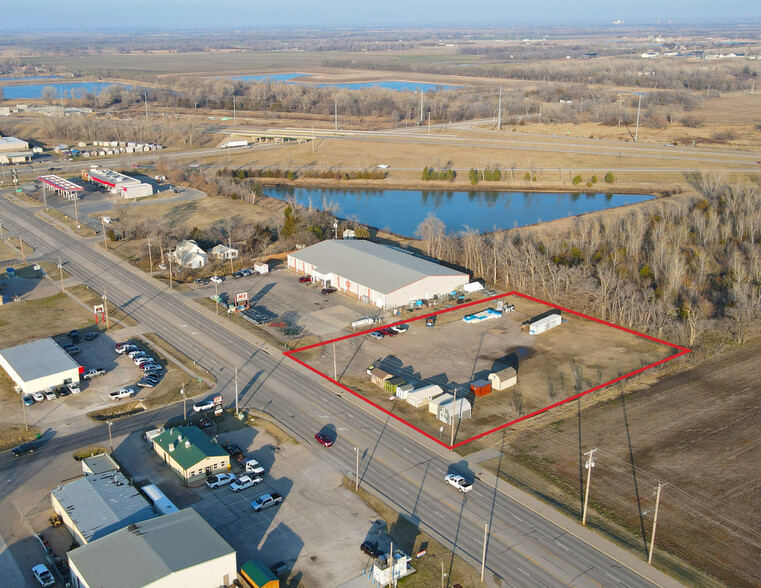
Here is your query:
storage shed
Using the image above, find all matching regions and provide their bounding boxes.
[395,383,414,400]
[529,311,562,335]
[488,367,517,391]
[406,384,443,408]
[428,392,454,415]
[385,376,407,395]
[240,560,279,588]
[367,365,393,388]
[470,379,492,397]
[437,398,472,425]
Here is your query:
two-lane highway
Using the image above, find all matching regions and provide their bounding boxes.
[0,195,681,587]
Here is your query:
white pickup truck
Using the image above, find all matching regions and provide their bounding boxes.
[250,493,283,512]
[444,474,473,493]
[109,388,135,401]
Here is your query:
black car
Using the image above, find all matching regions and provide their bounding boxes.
[360,541,382,558]
[10,442,37,457]
[321,287,337,295]
[58,387,72,397]
[84,332,99,341]
[233,271,244,278]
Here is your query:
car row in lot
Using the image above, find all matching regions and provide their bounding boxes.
[368,323,409,340]
[114,341,166,395]
[22,382,81,406]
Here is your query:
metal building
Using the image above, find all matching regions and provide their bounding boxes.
[82,167,153,198]
[287,240,469,310]
[0,338,82,394]
[529,311,562,335]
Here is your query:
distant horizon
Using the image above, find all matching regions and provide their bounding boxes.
[0,0,758,32]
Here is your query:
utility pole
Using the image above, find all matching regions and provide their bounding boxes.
[58,257,65,292]
[449,387,458,449]
[427,111,431,135]
[102,289,110,329]
[419,91,424,124]
[634,95,642,143]
[312,126,315,152]
[234,366,239,416]
[214,280,219,315]
[101,218,108,251]
[144,91,148,122]
[648,482,666,564]
[332,341,337,381]
[228,237,234,275]
[168,255,173,290]
[497,86,502,130]
[233,95,236,125]
[107,421,113,453]
[181,383,187,420]
[582,448,597,526]
[388,540,393,588]
[22,394,28,431]
[19,235,25,263]
[441,561,446,588]
[147,241,153,277]
[334,99,338,131]
[354,446,360,490]
[480,522,489,581]
[73,194,79,227]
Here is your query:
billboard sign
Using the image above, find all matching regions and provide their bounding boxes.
[235,292,248,305]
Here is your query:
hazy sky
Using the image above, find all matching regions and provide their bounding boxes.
[1,0,757,30]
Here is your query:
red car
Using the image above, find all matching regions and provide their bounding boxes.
[298,276,312,283]
[315,432,333,447]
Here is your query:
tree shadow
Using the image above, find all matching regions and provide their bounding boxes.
[621,390,648,553]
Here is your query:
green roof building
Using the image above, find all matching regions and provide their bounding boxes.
[152,426,229,484]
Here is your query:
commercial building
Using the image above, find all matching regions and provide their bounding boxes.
[151,426,230,484]
[0,338,82,394]
[81,167,153,198]
[529,311,562,335]
[0,136,29,152]
[51,471,157,546]
[67,509,237,588]
[287,240,469,310]
[171,239,208,269]
[81,453,120,476]
[37,174,84,200]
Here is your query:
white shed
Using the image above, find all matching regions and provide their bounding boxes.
[253,262,269,274]
[406,384,443,408]
[428,392,454,415]
[437,398,472,425]
[529,312,562,335]
[488,367,517,391]
[395,383,414,400]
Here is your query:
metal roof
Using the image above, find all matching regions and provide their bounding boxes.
[51,472,156,544]
[86,167,140,187]
[37,174,83,192]
[81,453,120,475]
[0,338,81,382]
[0,136,29,151]
[153,426,228,471]
[289,240,467,295]
[67,509,235,588]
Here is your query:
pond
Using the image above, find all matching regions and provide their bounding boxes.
[0,82,132,99]
[264,186,653,237]
[227,73,460,92]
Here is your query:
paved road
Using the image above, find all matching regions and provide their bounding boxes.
[0,195,682,588]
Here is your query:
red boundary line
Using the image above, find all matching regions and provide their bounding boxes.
[284,291,690,449]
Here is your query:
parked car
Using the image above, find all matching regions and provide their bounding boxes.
[298,276,312,283]
[31,563,55,587]
[368,331,385,340]
[321,287,337,295]
[233,271,244,278]
[22,395,35,406]
[240,269,252,277]
[110,388,135,400]
[10,442,37,457]
[140,363,162,372]
[195,278,210,285]
[193,399,215,412]
[128,350,147,359]
[115,342,135,354]
[390,324,409,334]
[58,387,71,397]
[230,475,263,492]
[315,432,333,447]
[64,345,80,355]
[251,493,283,512]
[43,387,57,400]
[32,391,45,403]
[134,357,154,367]
[205,473,235,489]
[83,368,106,380]
[137,379,156,388]
[360,540,382,558]
[196,418,212,429]
[245,458,265,475]
[223,443,244,462]
[67,329,79,339]
[444,474,473,493]
[67,382,81,395]
[210,276,223,284]
[84,332,99,341]
[380,329,397,338]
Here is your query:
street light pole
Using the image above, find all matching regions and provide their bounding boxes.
[102,289,110,330]
[147,241,153,278]
[354,446,359,491]
[58,257,65,292]
[234,366,239,416]
[107,420,113,453]
[22,394,28,431]
[181,383,186,420]
[101,218,108,251]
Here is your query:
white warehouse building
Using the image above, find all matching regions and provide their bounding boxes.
[0,338,82,394]
[287,240,469,309]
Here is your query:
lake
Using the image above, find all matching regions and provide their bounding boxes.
[0,75,67,81]
[228,73,459,92]
[0,82,132,99]
[264,186,653,236]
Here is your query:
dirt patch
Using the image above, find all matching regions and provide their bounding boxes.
[0,424,41,452]
[88,400,145,421]
[486,341,761,588]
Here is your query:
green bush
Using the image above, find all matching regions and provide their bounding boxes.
[572,175,583,185]
[586,182,593,188]
[524,172,532,181]
[444,168,455,181]
[421,167,430,181]
[493,169,501,181]
[604,172,615,183]
[484,168,493,182]
[286,171,296,181]
[591,175,598,183]
[469,168,479,185]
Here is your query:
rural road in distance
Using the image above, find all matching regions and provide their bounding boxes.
[0,194,682,588]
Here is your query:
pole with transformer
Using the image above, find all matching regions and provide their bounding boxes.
[582,448,597,526]
[648,482,666,564]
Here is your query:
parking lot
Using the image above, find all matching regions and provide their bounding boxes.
[190,267,385,341]
[114,422,378,587]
